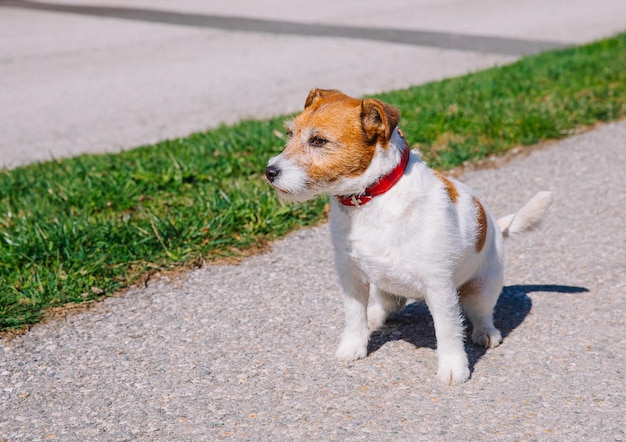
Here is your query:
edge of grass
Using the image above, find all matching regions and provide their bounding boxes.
[1,32,625,332]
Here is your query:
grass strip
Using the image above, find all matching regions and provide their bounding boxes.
[1,33,625,331]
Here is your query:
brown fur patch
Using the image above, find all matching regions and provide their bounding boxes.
[472,196,487,253]
[433,171,459,203]
[361,99,400,144]
[286,92,378,184]
[458,278,482,298]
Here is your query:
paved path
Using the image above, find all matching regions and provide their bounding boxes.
[1,1,625,440]
[1,120,625,440]
[1,0,626,168]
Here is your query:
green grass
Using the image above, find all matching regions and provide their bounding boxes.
[1,33,625,331]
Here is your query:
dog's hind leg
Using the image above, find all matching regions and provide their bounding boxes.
[459,276,503,349]
[368,286,406,330]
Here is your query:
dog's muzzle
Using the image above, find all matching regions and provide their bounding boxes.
[265,164,281,183]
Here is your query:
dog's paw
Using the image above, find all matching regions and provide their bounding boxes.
[472,327,502,349]
[437,355,470,385]
[335,337,368,361]
[367,304,388,330]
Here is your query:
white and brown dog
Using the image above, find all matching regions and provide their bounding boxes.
[266,89,552,385]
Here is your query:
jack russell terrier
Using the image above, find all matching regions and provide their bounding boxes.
[265,89,552,385]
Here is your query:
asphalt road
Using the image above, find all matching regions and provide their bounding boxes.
[1,0,626,168]
[0,1,625,440]
[1,120,625,440]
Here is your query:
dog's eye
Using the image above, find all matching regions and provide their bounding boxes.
[309,136,328,147]
[285,128,293,138]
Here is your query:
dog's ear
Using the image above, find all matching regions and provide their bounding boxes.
[304,88,343,109]
[360,99,401,145]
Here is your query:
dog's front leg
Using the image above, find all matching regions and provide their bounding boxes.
[334,266,370,361]
[425,287,470,385]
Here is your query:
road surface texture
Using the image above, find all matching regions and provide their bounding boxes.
[1,120,625,440]
[0,1,625,440]
[1,0,626,167]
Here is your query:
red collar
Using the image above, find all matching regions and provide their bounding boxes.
[336,130,410,207]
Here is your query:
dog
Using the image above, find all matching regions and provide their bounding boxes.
[265,88,552,385]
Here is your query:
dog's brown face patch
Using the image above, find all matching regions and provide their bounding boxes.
[281,89,399,186]
[433,171,459,203]
[472,196,487,253]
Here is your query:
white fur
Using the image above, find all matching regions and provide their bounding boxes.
[268,119,552,385]
[497,191,553,237]
[267,139,405,203]
[266,154,311,200]
[327,135,551,384]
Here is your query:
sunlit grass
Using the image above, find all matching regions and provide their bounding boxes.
[1,33,625,331]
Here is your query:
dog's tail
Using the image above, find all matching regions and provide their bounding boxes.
[497,191,553,238]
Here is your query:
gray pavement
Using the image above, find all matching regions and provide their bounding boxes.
[2,0,626,168]
[1,119,625,441]
[1,1,625,441]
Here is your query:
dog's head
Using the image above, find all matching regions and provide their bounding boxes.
[265,89,401,202]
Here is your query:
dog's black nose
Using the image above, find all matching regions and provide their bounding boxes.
[265,164,280,183]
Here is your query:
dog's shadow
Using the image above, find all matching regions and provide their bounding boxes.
[368,284,588,371]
